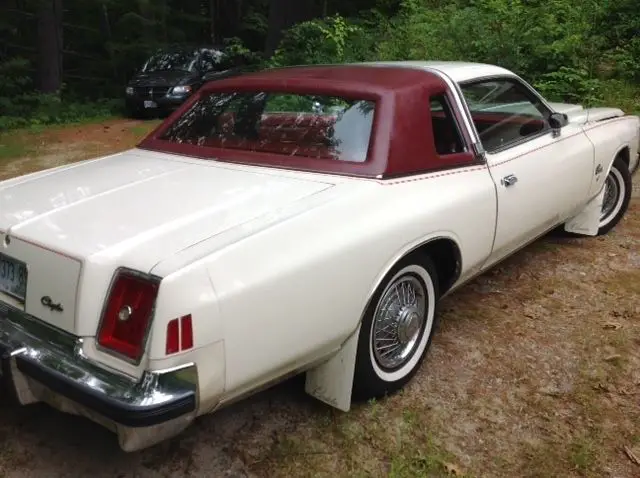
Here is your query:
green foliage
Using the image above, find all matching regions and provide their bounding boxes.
[0,58,33,98]
[268,14,372,67]
[220,37,264,66]
[0,56,121,130]
[268,0,639,111]
[1,0,639,131]
[599,79,640,115]
[534,67,603,104]
[370,0,600,78]
[0,94,121,130]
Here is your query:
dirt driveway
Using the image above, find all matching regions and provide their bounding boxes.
[0,119,639,478]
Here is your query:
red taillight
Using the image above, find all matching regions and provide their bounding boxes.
[166,319,180,355]
[165,314,194,355]
[97,269,160,362]
[180,315,193,350]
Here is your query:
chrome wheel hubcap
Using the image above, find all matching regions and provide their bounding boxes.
[372,275,426,370]
[397,307,421,345]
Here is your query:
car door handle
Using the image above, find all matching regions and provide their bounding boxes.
[501,174,518,187]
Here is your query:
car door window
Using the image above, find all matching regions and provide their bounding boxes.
[460,78,551,153]
[429,94,465,155]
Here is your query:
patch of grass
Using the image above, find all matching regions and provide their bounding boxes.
[518,431,603,478]
[247,397,466,478]
[388,435,469,478]
[569,435,598,475]
[26,113,120,132]
[0,117,162,169]
[599,80,640,114]
[0,136,34,161]
[128,122,161,138]
[519,440,567,478]
[599,270,640,296]
[0,94,123,132]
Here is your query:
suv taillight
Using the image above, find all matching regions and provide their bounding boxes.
[97,269,160,362]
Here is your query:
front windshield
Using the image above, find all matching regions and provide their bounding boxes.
[158,91,376,163]
[142,50,199,73]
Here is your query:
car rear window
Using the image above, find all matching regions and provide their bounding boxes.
[158,92,376,163]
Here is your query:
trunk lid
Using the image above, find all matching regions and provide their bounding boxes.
[0,149,336,334]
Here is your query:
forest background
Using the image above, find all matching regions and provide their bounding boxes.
[1,0,638,130]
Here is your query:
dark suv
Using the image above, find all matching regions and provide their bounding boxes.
[125,46,253,117]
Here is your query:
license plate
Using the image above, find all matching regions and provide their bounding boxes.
[144,100,157,108]
[0,253,27,302]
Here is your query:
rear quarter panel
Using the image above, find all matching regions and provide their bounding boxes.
[195,165,498,400]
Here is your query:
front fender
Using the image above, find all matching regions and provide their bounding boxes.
[584,115,639,196]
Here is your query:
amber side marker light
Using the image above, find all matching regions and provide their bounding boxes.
[97,270,160,362]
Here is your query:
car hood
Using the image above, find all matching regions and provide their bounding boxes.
[128,70,196,87]
[0,149,337,274]
[549,102,625,125]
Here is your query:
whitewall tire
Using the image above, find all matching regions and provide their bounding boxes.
[352,253,440,401]
[598,156,632,235]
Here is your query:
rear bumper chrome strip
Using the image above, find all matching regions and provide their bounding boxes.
[0,302,198,451]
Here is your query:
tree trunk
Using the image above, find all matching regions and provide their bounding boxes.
[209,0,216,43]
[264,0,318,56]
[36,0,63,93]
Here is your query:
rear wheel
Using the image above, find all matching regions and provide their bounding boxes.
[352,254,440,401]
[597,156,632,235]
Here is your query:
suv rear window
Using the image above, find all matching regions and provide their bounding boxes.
[159,92,376,163]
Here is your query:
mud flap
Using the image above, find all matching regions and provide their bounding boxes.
[564,186,605,236]
[304,324,360,412]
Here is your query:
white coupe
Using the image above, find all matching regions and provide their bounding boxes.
[0,61,638,451]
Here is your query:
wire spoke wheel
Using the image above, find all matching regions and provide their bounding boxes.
[353,257,440,401]
[601,173,620,222]
[372,274,427,371]
[599,164,627,229]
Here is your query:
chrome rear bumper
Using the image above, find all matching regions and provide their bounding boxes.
[0,302,198,451]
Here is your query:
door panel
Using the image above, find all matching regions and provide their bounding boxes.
[483,125,593,267]
[458,77,595,269]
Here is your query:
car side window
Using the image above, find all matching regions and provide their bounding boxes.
[460,78,551,153]
[429,94,465,155]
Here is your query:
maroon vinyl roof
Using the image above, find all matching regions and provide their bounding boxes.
[139,65,476,178]
[199,64,442,93]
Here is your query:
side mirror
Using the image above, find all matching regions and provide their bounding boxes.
[548,112,568,137]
